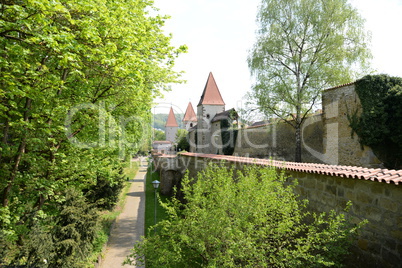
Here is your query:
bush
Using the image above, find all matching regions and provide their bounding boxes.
[5,188,99,268]
[84,168,126,210]
[127,163,364,267]
[177,136,190,152]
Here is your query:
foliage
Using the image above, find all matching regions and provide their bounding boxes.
[220,118,238,155]
[175,129,188,143]
[177,136,190,152]
[144,163,169,238]
[0,0,185,264]
[83,167,126,210]
[154,129,166,141]
[127,164,364,267]
[349,74,402,169]
[6,188,99,268]
[248,0,371,161]
[176,129,190,151]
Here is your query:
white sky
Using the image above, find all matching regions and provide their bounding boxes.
[152,0,402,116]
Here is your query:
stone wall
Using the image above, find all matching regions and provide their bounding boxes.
[186,83,383,167]
[162,153,402,267]
[291,171,401,267]
[234,114,324,163]
[233,83,382,168]
[322,84,382,167]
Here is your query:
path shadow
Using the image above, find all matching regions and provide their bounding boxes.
[126,192,143,197]
[129,179,144,183]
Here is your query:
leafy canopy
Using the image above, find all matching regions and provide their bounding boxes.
[0,0,185,264]
[247,0,371,161]
[127,163,364,267]
[248,0,371,123]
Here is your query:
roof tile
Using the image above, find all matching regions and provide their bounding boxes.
[165,107,179,127]
[197,72,225,106]
[183,102,197,122]
[180,153,402,185]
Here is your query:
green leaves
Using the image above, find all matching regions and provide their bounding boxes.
[351,75,402,169]
[128,164,363,267]
[248,0,371,161]
[0,0,184,264]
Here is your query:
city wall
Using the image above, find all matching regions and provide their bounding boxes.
[230,84,382,167]
[153,152,402,267]
[234,114,324,163]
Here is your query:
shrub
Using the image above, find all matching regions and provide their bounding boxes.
[5,188,99,268]
[84,168,126,210]
[127,163,364,267]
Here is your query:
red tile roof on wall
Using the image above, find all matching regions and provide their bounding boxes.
[180,153,402,185]
[165,107,179,127]
[197,72,225,106]
[183,102,197,122]
[324,82,355,92]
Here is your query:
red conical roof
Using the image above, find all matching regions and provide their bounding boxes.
[197,72,225,106]
[183,102,197,122]
[165,107,178,127]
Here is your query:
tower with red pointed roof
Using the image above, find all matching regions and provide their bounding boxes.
[165,107,178,143]
[196,72,225,153]
[183,102,197,131]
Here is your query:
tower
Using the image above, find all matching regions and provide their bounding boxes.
[165,107,178,143]
[196,72,225,153]
[183,102,197,131]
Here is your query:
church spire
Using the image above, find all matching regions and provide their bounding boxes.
[197,72,225,106]
[183,102,197,123]
[165,107,178,127]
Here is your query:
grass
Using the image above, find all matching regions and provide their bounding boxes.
[84,160,139,267]
[123,160,140,181]
[144,163,169,237]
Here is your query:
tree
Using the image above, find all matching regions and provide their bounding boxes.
[248,0,371,162]
[0,0,185,264]
[176,129,190,151]
[126,164,365,267]
[154,129,166,141]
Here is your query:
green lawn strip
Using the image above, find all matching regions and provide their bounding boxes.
[85,161,139,267]
[144,164,169,237]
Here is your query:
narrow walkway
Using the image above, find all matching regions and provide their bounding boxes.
[101,158,147,268]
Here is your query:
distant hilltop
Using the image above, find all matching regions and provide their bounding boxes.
[153,113,183,131]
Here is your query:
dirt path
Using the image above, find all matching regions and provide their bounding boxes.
[100,158,147,268]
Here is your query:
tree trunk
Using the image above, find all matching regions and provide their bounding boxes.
[295,125,302,162]
[2,98,31,207]
[2,139,26,207]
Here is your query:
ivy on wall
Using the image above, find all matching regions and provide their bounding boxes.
[220,117,238,155]
[350,74,402,169]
